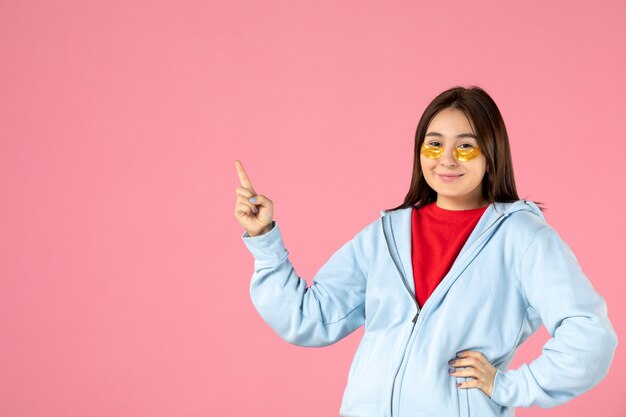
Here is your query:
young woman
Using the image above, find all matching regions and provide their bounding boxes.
[234,86,618,417]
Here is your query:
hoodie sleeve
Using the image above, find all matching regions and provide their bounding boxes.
[241,220,370,347]
[490,226,618,408]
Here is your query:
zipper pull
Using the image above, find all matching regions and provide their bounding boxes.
[412,311,419,324]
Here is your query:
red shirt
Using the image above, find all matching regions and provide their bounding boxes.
[411,202,488,309]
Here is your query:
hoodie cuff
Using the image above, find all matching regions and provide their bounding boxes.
[241,221,288,266]
[490,366,530,408]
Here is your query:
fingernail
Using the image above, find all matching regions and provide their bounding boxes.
[249,197,256,202]
[448,368,455,374]
[252,207,258,213]
[448,359,456,365]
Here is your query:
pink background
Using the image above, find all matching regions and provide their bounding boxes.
[1,1,624,416]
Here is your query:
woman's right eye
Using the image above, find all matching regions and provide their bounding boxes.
[427,141,442,147]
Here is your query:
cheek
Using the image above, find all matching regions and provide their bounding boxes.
[420,158,437,187]
[420,155,434,171]
[468,155,486,171]
[471,160,487,180]
[479,157,487,174]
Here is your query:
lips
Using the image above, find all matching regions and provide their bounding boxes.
[437,173,463,178]
[436,173,463,182]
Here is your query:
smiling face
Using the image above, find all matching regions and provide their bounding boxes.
[420,107,488,210]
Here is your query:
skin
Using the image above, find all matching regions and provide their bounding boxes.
[420,107,489,210]
[234,160,275,237]
[449,350,497,399]
[236,115,498,396]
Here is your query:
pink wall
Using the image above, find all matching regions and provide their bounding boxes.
[1,1,624,416]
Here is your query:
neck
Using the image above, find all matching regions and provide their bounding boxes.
[436,196,488,211]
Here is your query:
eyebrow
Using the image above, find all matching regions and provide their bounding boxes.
[425,132,477,139]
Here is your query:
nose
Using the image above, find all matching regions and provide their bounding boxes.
[438,146,458,167]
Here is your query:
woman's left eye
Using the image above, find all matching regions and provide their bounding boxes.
[459,143,474,149]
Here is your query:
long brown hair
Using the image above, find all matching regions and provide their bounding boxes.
[385,85,544,212]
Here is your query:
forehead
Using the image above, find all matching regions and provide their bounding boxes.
[426,108,476,138]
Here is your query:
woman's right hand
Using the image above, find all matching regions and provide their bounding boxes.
[234,160,275,236]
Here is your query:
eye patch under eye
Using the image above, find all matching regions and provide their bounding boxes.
[454,146,481,161]
[420,143,481,162]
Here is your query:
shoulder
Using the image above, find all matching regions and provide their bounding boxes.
[353,212,384,241]
[507,209,547,231]
[495,201,551,246]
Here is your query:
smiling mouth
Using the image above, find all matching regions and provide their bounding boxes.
[436,173,463,181]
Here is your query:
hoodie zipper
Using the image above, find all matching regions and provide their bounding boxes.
[381,216,419,417]
[381,216,421,323]
[381,208,514,417]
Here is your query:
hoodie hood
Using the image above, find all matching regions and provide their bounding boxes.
[378,200,545,301]
[379,199,543,220]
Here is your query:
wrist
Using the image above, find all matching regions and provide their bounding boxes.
[250,221,274,237]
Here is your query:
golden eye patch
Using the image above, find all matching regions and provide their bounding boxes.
[454,146,481,162]
[420,142,444,159]
[420,142,481,162]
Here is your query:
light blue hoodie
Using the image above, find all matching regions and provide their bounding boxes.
[241,200,617,417]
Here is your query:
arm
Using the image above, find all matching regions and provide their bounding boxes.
[241,221,370,347]
[490,226,618,408]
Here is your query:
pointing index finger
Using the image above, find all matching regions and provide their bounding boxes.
[235,160,256,194]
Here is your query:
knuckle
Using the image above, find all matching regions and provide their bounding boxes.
[237,186,251,195]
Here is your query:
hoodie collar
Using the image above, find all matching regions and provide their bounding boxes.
[379,200,543,296]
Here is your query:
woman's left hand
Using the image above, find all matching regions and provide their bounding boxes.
[448,350,497,398]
